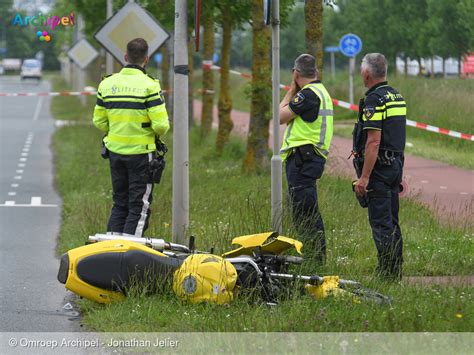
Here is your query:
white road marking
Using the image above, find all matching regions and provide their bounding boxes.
[19,158,27,162]
[460,192,468,195]
[14,176,22,180]
[0,203,58,208]
[23,148,30,152]
[420,180,429,184]
[18,163,25,168]
[32,97,43,121]
[31,197,42,205]
[440,186,448,190]
[8,192,16,196]
[21,152,28,157]
[11,183,19,188]
[16,169,24,173]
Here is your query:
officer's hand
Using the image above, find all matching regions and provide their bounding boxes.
[289,78,299,96]
[354,177,368,196]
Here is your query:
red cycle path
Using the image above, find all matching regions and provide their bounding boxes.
[194,101,473,224]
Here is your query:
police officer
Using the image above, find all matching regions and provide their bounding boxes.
[353,53,406,281]
[93,38,169,237]
[280,54,334,264]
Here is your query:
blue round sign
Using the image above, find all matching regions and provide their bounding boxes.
[339,33,362,57]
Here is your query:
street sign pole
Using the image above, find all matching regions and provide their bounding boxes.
[349,56,355,104]
[172,0,189,244]
[271,0,282,233]
[331,52,335,79]
[77,15,86,105]
[106,0,113,74]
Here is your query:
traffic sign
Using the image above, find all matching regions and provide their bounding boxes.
[325,46,340,53]
[339,33,362,57]
[67,39,99,69]
[94,2,170,65]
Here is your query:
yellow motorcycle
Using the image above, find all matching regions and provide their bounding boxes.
[57,232,391,305]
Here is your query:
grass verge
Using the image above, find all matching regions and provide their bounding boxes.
[51,95,472,331]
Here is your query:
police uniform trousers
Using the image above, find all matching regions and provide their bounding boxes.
[285,151,326,264]
[367,156,404,279]
[107,151,154,237]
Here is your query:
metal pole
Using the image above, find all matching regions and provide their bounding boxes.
[172,0,189,244]
[331,52,335,79]
[349,56,355,104]
[271,0,282,233]
[77,15,86,105]
[106,0,113,74]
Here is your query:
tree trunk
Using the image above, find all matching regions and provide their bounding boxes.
[188,37,194,127]
[216,10,234,155]
[160,45,171,114]
[442,57,446,78]
[243,0,271,174]
[404,56,408,76]
[200,6,215,139]
[304,0,323,80]
[458,55,462,78]
[431,57,434,78]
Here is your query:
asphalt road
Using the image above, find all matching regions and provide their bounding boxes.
[0,76,79,331]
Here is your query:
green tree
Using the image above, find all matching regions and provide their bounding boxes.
[200,0,217,139]
[304,0,324,78]
[242,0,272,173]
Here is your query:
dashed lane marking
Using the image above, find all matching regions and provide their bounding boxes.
[18,163,25,168]
[14,176,22,180]
[460,192,469,195]
[31,196,42,205]
[16,169,23,173]
[32,96,43,121]
[440,186,448,190]
[8,192,16,196]
[0,197,58,208]
[19,158,27,162]
[421,180,429,184]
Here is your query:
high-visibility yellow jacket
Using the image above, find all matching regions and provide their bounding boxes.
[93,66,170,155]
[280,82,334,161]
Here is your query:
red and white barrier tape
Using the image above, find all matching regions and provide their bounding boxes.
[0,88,215,97]
[0,91,97,97]
[203,63,473,141]
[2,66,472,141]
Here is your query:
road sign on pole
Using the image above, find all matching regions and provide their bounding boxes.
[339,33,362,57]
[94,2,170,65]
[325,46,339,80]
[67,38,98,70]
[339,33,362,104]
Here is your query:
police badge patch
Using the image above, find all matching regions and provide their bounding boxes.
[363,106,375,119]
[292,92,305,107]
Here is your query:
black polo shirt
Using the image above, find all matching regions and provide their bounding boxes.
[288,80,321,123]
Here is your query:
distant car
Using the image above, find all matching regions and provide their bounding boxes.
[21,59,42,80]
